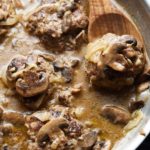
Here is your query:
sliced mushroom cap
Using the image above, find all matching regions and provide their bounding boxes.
[93,140,111,150]
[0,0,18,31]
[6,56,27,82]
[50,105,70,119]
[65,120,82,138]
[128,99,144,112]
[136,82,150,93]
[38,53,56,62]
[37,118,68,146]
[53,56,80,70]
[25,114,44,133]
[120,35,137,46]
[16,70,49,97]
[32,110,51,122]
[2,111,25,125]
[0,123,14,135]
[137,66,150,83]
[101,105,131,124]
[78,129,99,148]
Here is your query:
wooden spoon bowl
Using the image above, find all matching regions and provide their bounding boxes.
[88,0,143,44]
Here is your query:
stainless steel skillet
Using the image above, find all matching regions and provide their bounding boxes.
[113,1,150,149]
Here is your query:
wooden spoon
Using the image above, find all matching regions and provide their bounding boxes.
[88,0,143,43]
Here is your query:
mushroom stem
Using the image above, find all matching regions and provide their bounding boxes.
[37,118,68,146]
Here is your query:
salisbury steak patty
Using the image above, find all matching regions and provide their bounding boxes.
[85,33,145,90]
[26,0,88,38]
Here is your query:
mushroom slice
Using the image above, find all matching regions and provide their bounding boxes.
[78,129,99,148]
[50,105,70,119]
[101,105,131,124]
[2,111,25,125]
[37,118,68,147]
[64,119,83,138]
[32,111,51,122]
[128,98,144,112]
[0,0,18,26]
[136,82,150,93]
[16,70,49,97]
[0,123,14,135]
[6,56,27,82]
[25,115,44,136]
[123,110,143,133]
[93,140,111,150]
[120,35,137,46]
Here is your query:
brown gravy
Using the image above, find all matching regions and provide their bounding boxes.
[0,0,138,149]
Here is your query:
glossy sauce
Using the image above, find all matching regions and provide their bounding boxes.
[0,0,135,149]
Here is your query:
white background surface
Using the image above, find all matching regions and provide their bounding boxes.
[145,0,150,7]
